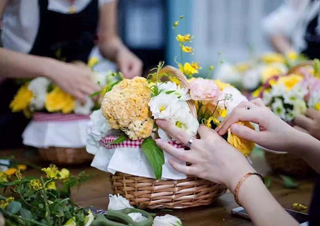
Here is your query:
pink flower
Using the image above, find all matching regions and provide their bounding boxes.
[189,78,221,102]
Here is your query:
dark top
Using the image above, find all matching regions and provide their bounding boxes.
[309,174,320,226]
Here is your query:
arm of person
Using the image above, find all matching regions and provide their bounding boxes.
[0,0,7,19]
[156,120,299,226]
[217,99,320,173]
[270,35,295,55]
[0,48,100,102]
[98,0,142,78]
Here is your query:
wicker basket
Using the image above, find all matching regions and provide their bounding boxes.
[39,147,93,165]
[287,61,313,75]
[264,151,315,177]
[109,66,227,209]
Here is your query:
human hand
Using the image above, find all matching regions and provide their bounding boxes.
[45,59,100,103]
[294,109,320,141]
[115,48,143,79]
[155,120,254,192]
[216,99,298,153]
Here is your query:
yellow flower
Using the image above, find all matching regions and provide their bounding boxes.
[262,53,285,64]
[0,172,8,183]
[209,66,215,71]
[10,83,33,112]
[29,179,43,191]
[181,45,194,54]
[315,103,320,111]
[217,108,227,118]
[261,66,282,83]
[252,87,263,98]
[277,74,303,91]
[176,34,193,43]
[169,76,180,86]
[59,168,70,179]
[0,197,14,209]
[45,87,75,114]
[42,164,60,179]
[87,57,99,68]
[191,62,202,70]
[179,63,199,77]
[46,182,57,191]
[15,170,24,180]
[228,122,255,157]
[286,51,298,61]
[205,116,220,128]
[214,79,232,91]
[18,165,27,171]
[5,168,17,176]
[173,21,179,27]
[235,63,250,73]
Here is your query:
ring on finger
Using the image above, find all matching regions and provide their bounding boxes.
[186,135,195,148]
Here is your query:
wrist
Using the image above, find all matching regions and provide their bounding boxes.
[225,162,255,193]
[38,57,56,79]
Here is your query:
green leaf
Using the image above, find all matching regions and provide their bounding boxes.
[108,134,128,145]
[141,137,165,179]
[165,90,175,95]
[280,175,298,188]
[6,201,21,214]
[314,59,320,74]
[20,208,33,220]
[264,177,271,188]
[90,90,102,98]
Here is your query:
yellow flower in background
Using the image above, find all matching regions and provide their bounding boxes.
[261,66,283,83]
[315,103,320,111]
[42,164,60,179]
[0,172,8,183]
[209,66,215,71]
[277,74,303,91]
[235,62,250,73]
[252,87,263,98]
[191,62,202,70]
[262,53,285,64]
[29,179,43,191]
[179,63,199,77]
[5,168,17,176]
[169,76,180,85]
[205,116,220,128]
[10,83,33,112]
[214,79,232,91]
[286,51,298,61]
[181,45,194,54]
[173,21,179,27]
[46,182,57,190]
[45,87,75,114]
[18,165,27,171]
[59,168,70,179]
[87,57,99,68]
[176,34,193,43]
[0,197,14,209]
[228,122,255,157]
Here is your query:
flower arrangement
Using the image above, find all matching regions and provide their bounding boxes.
[254,59,320,122]
[87,16,255,180]
[0,164,93,226]
[215,51,308,91]
[10,60,122,117]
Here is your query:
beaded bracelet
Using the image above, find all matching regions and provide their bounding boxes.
[234,172,264,206]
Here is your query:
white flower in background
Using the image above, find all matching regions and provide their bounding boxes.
[74,97,94,115]
[108,194,133,211]
[215,63,241,87]
[128,213,147,223]
[93,71,117,87]
[283,85,307,105]
[219,87,248,113]
[86,109,111,155]
[308,88,320,108]
[170,112,199,137]
[272,98,286,120]
[242,67,262,90]
[28,77,50,110]
[149,93,181,119]
[292,100,307,117]
[262,91,273,105]
[158,82,190,100]
[153,214,183,226]
[285,110,295,122]
[271,84,286,97]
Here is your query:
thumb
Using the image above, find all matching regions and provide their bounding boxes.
[230,124,261,144]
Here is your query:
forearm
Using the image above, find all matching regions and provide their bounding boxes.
[0,48,53,79]
[231,176,299,226]
[98,36,126,62]
[270,35,294,54]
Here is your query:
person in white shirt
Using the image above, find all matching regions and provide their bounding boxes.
[263,0,320,59]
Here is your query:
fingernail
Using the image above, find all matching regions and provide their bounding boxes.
[155,139,163,145]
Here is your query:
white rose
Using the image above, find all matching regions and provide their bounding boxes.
[108,194,133,211]
[153,215,183,226]
[28,77,50,111]
[74,97,94,115]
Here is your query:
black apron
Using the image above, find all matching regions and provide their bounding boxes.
[302,11,320,59]
[0,0,99,149]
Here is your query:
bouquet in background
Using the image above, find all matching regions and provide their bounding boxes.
[215,51,308,91]
[10,59,122,117]
[254,59,320,122]
[87,16,255,180]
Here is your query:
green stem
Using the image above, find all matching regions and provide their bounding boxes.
[2,210,47,226]
[40,177,52,226]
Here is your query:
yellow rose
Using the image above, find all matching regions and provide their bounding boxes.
[214,79,232,91]
[277,74,303,91]
[228,122,255,157]
[261,67,282,83]
[262,53,285,64]
[45,87,75,114]
[10,83,33,112]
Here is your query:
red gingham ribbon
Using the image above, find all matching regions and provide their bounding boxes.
[100,136,185,149]
[33,113,90,122]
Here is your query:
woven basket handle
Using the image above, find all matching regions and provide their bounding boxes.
[159,66,197,119]
[287,61,313,75]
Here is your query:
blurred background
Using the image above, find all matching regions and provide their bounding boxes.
[117,0,285,73]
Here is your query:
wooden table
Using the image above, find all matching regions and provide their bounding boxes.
[0,149,315,226]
